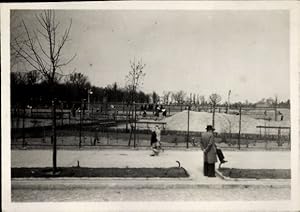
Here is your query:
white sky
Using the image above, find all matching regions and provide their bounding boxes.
[12,10,290,103]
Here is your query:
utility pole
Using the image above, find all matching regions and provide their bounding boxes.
[87,88,93,113]
[238,105,242,150]
[227,90,231,114]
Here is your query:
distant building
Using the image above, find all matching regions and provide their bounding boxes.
[255,101,270,108]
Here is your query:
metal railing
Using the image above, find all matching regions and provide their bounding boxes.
[11,101,290,150]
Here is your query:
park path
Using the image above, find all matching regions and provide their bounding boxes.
[11,149,290,182]
[11,149,291,202]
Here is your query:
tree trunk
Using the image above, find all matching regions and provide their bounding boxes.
[52,99,57,173]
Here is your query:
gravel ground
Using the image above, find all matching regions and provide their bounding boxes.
[12,187,290,202]
[165,111,290,134]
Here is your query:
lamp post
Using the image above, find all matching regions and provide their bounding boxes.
[87,88,93,112]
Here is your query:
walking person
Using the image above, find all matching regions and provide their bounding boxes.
[149,125,162,156]
[200,125,217,177]
[93,127,100,146]
[155,125,164,152]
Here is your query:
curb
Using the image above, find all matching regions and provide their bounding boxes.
[215,169,291,182]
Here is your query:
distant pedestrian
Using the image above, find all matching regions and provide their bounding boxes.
[191,137,197,146]
[93,127,100,145]
[150,127,159,156]
[155,105,160,117]
[71,104,76,117]
[200,125,217,177]
[143,110,147,117]
[150,125,162,156]
[278,111,284,121]
[162,109,167,117]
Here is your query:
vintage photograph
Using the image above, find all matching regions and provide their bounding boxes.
[3,2,298,210]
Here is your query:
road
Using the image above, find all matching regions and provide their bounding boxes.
[12,186,290,202]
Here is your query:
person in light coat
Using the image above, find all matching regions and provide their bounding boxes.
[201,125,217,177]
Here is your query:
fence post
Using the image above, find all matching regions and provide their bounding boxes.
[259,127,262,139]
[42,126,46,143]
[186,105,190,148]
[126,105,129,132]
[16,106,20,131]
[92,107,94,123]
[61,101,63,126]
[52,99,57,173]
[277,127,281,146]
[22,104,26,148]
[79,99,83,148]
[134,103,137,148]
[264,122,267,150]
[238,105,241,150]
[274,104,278,121]
[288,128,291,147]
[116,125,118,144]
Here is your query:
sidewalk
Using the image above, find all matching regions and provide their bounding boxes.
[11,149,291,188]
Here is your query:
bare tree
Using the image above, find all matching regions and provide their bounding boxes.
[11,72,26,85]
[67,72,89,88]
[125,58,146,136]
[171,90,186,104]
[125,58,146,104]
[192,93,196,104]
[199,95,206,105]
[25,70,41,85]
[11,10,76,87]
[209,93,222,127]
[11,11,27,69]
[11,10,76,173]
[163,91,171,104]
[266,97,275,105]
[152,91,159,104]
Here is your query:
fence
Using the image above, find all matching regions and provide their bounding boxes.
[11,101,291,150]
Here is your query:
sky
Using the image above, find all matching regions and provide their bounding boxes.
[11,10,290,103]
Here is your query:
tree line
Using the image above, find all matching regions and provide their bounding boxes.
[11,71,150,108]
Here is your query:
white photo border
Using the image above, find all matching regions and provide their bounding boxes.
[1,1,299,211]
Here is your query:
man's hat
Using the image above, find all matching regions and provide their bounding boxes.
[206,125,215,131]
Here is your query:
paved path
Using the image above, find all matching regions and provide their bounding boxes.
[11,149,291,202]
[12,186,290,202]
[11,149,290,182]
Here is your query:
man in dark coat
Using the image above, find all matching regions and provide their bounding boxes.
[201,125,217,177]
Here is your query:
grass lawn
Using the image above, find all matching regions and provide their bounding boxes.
[218,168,290,179]
[12,167,189,178]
